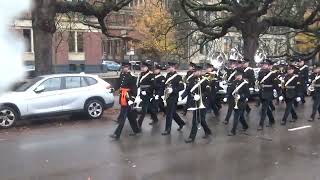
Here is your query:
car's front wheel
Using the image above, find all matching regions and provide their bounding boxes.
[85,99,104,119]
[0,106,18,128]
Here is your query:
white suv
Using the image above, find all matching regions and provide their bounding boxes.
[0,74,114,128]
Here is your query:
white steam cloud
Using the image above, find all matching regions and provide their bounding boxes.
[0,0,31,94]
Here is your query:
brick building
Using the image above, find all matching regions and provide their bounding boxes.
[13,5,140,73]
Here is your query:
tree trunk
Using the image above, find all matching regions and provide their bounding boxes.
[32,0,57,75]
[242,33,259,67]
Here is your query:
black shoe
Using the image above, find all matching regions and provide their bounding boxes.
[185,138,194,143]
[109,134,120,140]
[318,117,320,120]
[223,120,229,125]
[266,123,274,127]
[241,127,248,132]
[289,119,296,123]
[177,124,185,131]
[257,126,263,131]
[280,121,286,125]
[202,133,211,139]
[161,131,170,136]
[228,132,236,136]
[149,121,158,125]
[129,133,137,136]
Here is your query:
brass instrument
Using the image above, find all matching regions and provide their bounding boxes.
[197,82,206,110]
[222,72,228,81]
[187,77,206,111]
[233,91,240,109]
[307,77,317,95]
[254,80,260,91]
[163,83,172,106]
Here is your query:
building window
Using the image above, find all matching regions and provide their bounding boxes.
[23,29,32,52]
[103,39,122,57]
[69,31,84,53]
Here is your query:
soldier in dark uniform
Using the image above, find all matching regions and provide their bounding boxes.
[182,62,196,116]
[149,64,166,125]
[297,58,309,104]
[110,62,140,140]
[308,65,320,121]
[257,59,279,130]
[184,64,212,143]
[279,65,300,125]
[223,58,239,124]
[205,62,220,116]
[137,61,155,128]
[228,71,250,136]
[242,58,255,113]
[162,62,186,135]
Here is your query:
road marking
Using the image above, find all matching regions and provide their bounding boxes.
[288,125,312,131]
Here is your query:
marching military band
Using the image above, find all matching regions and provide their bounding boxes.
[110,57,320,143]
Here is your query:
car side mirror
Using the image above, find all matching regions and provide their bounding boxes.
[34,85,45,93]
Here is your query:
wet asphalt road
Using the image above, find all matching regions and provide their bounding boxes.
[1,98,320,180]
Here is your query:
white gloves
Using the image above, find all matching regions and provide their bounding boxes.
[128,100,134,106]
[273,89,278,98]
[155,95,159,100]
[167,87,173,94]
[296,97,301,102]
[223,98,228,102]
[236,94,240,99]
[279,96,284,101]
[255,88,259,92]
[194,94,201,101]
[249,88,254,91]
[141,91,147,96]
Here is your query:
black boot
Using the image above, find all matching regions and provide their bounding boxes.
[177,124,185,131]
[161,131,170,136]
[109,134,120,140]
[228,132,236,136]
[185,138,194,143]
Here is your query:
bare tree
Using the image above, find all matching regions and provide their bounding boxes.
[180,0,320,64]
[32,0,132,75]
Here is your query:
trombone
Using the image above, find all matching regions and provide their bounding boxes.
[307,78,317,95]
[163,83,172,106]
[233,91,240,109]
[187,77,206,129]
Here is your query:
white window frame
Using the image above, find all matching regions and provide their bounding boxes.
[23,28,34,53]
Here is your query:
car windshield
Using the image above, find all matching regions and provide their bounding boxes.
[13,77,43,92]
